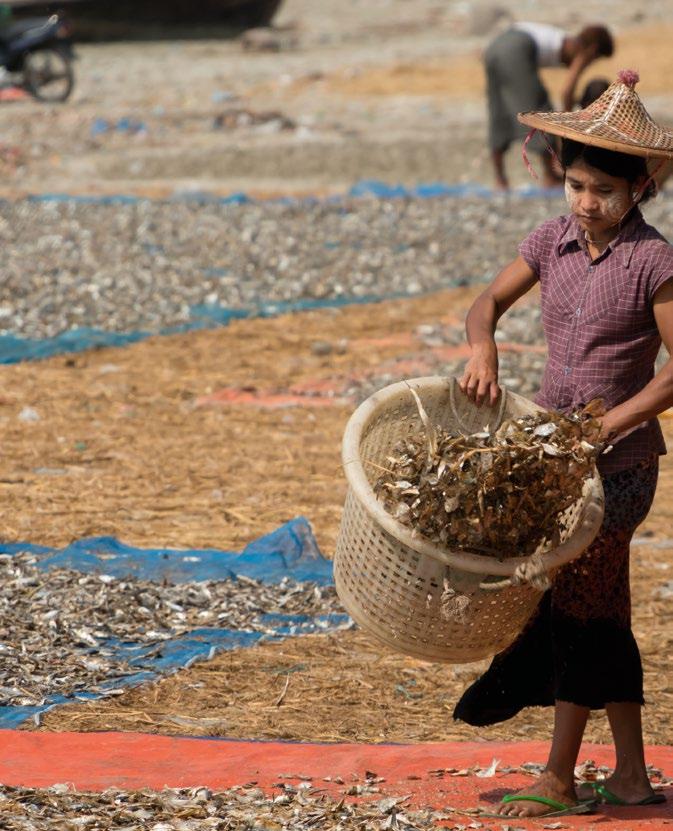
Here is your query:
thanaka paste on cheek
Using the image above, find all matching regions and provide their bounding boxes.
[601,191,631,222]
[565,179,631,226]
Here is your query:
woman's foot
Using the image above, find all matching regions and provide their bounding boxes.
[576,775,661,806]
[499,771,578,817]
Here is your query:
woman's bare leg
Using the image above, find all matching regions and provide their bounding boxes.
[578,703,657,804]
[500,701,589,817]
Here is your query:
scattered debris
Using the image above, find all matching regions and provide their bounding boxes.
[17,406,40,423]
[240,27,298,52]
[475,758,501,778]
[212,107,295,132]
[91,116,148,137]
[653,581,673,600]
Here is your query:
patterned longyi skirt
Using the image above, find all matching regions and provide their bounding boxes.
[454,459,659,724]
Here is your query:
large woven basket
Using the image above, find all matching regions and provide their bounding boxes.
[334,377,605,663]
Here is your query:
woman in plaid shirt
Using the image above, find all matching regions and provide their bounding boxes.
[457,73,673,818]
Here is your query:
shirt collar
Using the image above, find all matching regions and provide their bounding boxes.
[557,209,644,267]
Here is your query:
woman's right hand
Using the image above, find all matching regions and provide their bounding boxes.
[459,343,500,407]
[458,256,537,407]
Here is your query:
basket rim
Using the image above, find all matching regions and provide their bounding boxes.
[341,376,604,577]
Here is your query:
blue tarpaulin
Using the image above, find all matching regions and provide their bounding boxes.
[23,180,566,206]
[0,517,334,584]
[0,517,349,728]
[0,294,399,365]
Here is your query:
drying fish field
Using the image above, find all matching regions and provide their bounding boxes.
[0,272,672,744]
[3,0,673,824]
[0,551,345,709]
[0,782,446,831]
[1,196,673,830]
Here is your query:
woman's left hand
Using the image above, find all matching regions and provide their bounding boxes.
[597,414,617,443]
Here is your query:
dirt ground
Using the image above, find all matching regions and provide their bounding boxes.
[2,1,673,196]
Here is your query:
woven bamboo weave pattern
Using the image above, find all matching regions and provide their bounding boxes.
[334,377,604,663]
[518,75,673,159]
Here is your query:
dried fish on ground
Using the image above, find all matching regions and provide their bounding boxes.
[0,783,442,831]
[0,552,346,707]
[375,403,602,559]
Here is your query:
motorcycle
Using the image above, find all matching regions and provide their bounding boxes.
[0,14,75,102]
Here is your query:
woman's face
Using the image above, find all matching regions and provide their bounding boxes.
[564,159,640,239]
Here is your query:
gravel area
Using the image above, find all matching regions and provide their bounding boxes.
[4,0,673,198]
[4,194,673,340]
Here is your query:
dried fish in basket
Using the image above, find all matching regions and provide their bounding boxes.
[334,377,604,664]
[374,387,602,560]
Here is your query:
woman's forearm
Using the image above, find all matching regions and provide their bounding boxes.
[460,257,538,405]
[465,291,499,349]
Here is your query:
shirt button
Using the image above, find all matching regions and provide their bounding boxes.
[588,266,594,272]
[575,308,581,316]
[564,367,571,374]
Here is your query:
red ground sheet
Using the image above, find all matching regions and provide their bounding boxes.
[2,732,672,828]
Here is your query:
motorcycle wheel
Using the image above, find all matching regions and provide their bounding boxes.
[23,47,74,103]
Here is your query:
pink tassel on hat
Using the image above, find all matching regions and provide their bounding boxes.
[522,129,539,179]
[617,69,640,88]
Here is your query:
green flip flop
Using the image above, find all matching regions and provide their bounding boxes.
[478,793,596,818]
[582,782,667,806]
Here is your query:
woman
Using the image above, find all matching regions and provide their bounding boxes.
[457,71,673,818]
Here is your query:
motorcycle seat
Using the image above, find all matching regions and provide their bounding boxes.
[0,18,56,45]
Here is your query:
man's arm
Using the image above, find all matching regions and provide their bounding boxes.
[600,280,673,440]
[560,47,597,110]
[460,255,538,406]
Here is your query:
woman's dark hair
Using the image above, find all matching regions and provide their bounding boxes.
[577,25,614,58]
[560,138,656,202]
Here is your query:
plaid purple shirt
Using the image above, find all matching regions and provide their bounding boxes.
[519,208,673,475]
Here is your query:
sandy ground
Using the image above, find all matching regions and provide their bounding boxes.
[2,0,673,196]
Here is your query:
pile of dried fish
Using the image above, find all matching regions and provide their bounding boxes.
[4,761,669,830]
[0,552,345,707]
[375,398,602,558]
[0,783,444,831]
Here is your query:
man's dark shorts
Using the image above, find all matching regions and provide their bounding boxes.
[484,28,553,154]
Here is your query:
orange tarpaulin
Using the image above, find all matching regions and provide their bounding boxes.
[2,731,671,827]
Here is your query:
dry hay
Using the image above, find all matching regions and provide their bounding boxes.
[320,24,673,107]
[37,522,673,745]
[0,286,476,555]
[2,283,672,745]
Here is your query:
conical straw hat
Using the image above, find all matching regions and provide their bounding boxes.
[517,70,673,160]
